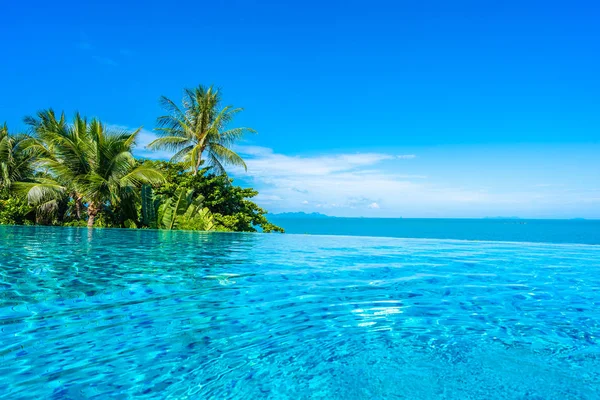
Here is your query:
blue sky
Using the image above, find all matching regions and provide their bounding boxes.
[1,0,599,218]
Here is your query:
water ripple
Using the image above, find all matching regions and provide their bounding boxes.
[1,226,600,399]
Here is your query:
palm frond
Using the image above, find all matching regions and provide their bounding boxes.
[206,152,226,176]
[120,166,165,187]
[147,136,191,152]
[12,179,66,206]
[170,145,195,163]
[157,95,194,133]
[208,143,247,171]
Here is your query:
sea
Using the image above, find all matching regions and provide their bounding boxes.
[268,217,600,245]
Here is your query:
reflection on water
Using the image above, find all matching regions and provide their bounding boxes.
[1,226,600,399]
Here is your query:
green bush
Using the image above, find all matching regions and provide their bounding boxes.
[141,160,284,233]
[0,197,33,225]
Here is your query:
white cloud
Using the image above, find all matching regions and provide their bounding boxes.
[229,146,494,217]
[255,194,283,201]
[235,146,397,177]
[101,120,600,218]
[133,128,173,160]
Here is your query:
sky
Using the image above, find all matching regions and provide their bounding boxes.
[1,0,599,218]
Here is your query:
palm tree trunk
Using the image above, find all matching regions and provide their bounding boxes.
[75,194,83,220]
[194,151,203,175]
[87,201,100,227]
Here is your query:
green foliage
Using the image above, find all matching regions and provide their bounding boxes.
[138,184,218,232]
[0,197,33,225]
[0,123,40,195]
[155,188,214,231]
[63,220,88,227]
[140,160,283,233]
[141,184,160,228]
[24,111,165,227]
[197,208,215,232]
[158,188,194,230]
[0,85,283,234]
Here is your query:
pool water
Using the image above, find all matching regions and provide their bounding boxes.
[1,226,599,399]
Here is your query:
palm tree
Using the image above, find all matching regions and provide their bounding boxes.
[0,123,38,194]
[81,119,164,227]
[24,111,165,227]
[1,121,64,223]
[148,85,255,175]
[25,109,87,219]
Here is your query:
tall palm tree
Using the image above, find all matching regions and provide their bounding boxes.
[24,111,165,227]
[148,85,255,175]
[0,123,38,194]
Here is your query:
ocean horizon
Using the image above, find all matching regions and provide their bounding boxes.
[268,217,600,245]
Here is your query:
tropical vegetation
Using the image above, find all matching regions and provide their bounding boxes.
[0,85,284,233]
[149,85,254,175]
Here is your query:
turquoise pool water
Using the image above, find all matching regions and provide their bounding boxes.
[1,226,600,399]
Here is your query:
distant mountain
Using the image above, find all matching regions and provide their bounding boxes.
[271,212,333,219]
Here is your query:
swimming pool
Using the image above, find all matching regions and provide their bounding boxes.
[1,226,599,399]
